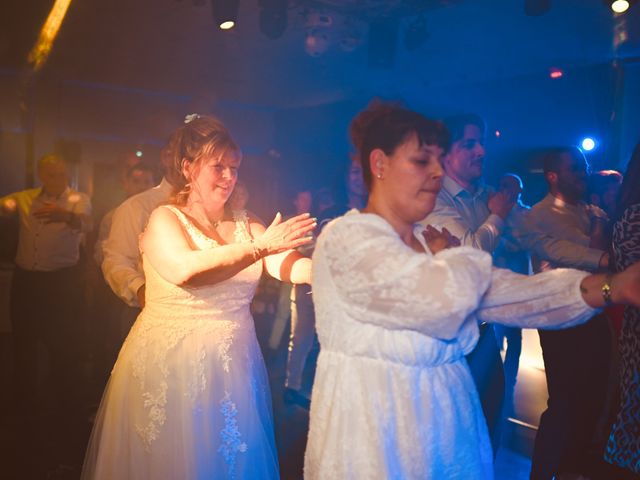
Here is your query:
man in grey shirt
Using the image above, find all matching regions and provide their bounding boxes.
[528,147,610,480]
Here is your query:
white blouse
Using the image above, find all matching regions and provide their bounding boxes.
[305,210,597,480]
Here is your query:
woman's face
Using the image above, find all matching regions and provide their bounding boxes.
[188,149,241,206]
[376,133,444,223]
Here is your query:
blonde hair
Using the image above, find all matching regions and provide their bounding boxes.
[165,115,239,205]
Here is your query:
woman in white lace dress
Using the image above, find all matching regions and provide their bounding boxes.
[305,106,640,479]
[82,115,315,479]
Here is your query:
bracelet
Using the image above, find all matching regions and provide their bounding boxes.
[601,274,613,306]
[250,239,265,263]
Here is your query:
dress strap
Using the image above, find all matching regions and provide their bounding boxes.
[162,205,219,248]
[162,205,192,229]
[232,210,253,243]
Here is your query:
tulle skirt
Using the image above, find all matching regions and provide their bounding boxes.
[81,309,279,479]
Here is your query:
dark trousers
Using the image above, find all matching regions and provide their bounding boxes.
[90,275,139,382]
[10,265,84,419]
[530,315,611,479]
[494,325,522,412]
[466,323,506,456]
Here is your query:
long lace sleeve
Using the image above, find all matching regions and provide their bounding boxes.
[314,214,494,340]
[477,267,598,329]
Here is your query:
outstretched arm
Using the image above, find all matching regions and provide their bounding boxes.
[142,208,315,287]
[249,214,312,284]
[477,263,640,329]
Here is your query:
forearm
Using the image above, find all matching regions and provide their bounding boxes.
[578,272,635,308]
[264,250,311,284]
[101,257,145,307]
[478,267,597,329]
[171,242,259,286]
[515,227,604,271]
[470,215,503,253]
[287,256,312,284]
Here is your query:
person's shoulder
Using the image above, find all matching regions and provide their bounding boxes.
[6,187,39,200]
[530,195,551,212]
[115,185,165,215]
[320,210,393,243]
[146,204,182,229]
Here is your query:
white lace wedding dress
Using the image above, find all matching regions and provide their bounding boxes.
[305,210,598,480]
[82,206,279,479]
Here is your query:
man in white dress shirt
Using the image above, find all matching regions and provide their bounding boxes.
[1,154,91,417]
[422,114,515,454]
[92,162,157,378]
[101,149,174,310]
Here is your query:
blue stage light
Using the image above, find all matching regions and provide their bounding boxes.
[580,137,596,152]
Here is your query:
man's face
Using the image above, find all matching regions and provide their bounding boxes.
[38,162,68,196]
[443,124,485,186]
[123,169,155,197]
[555,153,589,202]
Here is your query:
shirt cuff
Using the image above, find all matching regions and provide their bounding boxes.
[127,277,146,307]
[485,214,505,234]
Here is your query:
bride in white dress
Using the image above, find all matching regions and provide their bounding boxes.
[82,115,315,479]
[305,106,640,479]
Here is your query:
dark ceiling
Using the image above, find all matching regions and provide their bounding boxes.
[2,0,639,108]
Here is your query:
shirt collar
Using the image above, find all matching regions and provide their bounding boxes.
[442,174,487,198]
[37,186,70,200]
[546,193,583,210]
[159,177,174,193]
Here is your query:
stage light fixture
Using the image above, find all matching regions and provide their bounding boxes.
[211,0,239,30]
[580,137,597,152]
[549,67,563,79]
[607,0,637,13]
[259,0,287,39]
[611,0,630,13]
[525,0,551,16]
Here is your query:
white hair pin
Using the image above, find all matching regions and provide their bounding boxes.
[184,113,201,124]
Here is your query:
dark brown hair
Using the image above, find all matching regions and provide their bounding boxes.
[355,103,450,190]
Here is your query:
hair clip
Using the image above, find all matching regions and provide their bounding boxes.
[184,113,201,124]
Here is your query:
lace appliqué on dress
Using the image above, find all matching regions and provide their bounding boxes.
[219,322,239,373]
[130,206,258,450]
[219,392,248,479]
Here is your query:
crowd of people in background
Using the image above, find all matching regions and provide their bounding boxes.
[0,102,639,480]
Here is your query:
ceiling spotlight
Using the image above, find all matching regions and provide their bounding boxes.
[305,29,330,57]
[525,0,552,16]
[610,0,630,13]
[549,67,563,79]
[580,137,597,152]
[260,0,287,39]
[211,0,239,30]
